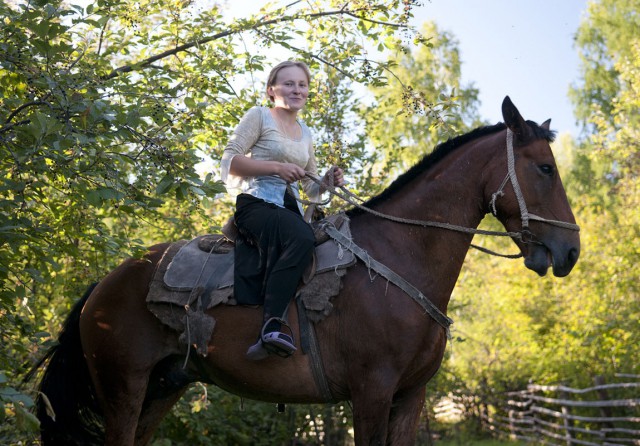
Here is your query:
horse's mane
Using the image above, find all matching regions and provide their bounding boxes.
[347,120,555,216]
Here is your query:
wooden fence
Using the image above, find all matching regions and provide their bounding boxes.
[479,374,640,446]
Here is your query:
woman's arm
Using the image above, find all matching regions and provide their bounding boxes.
[229,156,306,183]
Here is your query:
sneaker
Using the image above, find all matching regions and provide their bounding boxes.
[246,339,270,361]
[245,331,297,361]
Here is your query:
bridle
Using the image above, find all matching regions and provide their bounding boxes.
[490,129,581,233]
[296,128,580,332]
[303,127,580,255]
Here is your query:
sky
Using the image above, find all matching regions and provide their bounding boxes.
[221,0,589,138]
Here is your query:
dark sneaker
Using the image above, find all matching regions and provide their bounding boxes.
[246,339,270,361]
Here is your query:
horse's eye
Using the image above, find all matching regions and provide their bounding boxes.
[538,164,554,176]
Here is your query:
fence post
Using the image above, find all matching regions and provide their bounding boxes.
[594,375,615,440]
[560,388,574,446]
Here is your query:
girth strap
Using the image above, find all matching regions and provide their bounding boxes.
[323,224,453,333]
[297,298,335,403]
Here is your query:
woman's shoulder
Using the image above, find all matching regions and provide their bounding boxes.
[237,106,271,129]
[244,105,268,117]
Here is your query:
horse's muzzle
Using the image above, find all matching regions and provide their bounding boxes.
[524,238,580,277]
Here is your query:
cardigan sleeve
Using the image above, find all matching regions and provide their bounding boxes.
[220,106,262,185]
[301,131,321,201]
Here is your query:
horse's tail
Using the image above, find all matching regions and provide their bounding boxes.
[28,283,104,445]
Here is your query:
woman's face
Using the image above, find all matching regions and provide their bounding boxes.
[268,66,309,112]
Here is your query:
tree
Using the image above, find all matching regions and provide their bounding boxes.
[1,0,447,442]
[426,1,640,434]
[570,0,640,129]
[359,20,482,189]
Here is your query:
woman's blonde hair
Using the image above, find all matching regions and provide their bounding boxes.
[266,61,311,102]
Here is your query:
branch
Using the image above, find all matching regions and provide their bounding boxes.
[0,119,30,135]
[342,10,408,28]
[253,28,356,80]
[5,92,52,123]
[102,6,406,81]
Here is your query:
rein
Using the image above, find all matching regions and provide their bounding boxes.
[303,128,579,253]
[292,129,580,332]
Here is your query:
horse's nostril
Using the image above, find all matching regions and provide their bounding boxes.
[568,247,579,266]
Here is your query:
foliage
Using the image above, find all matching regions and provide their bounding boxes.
[0,0,455,443]
[358,21,482,192]
[569,0,640,128]
[425,1,640,434]
[154,385,352,446]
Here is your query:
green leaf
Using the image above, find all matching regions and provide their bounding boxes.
[184,97,196,109]
[156,175,175,195]
[86,190,102,207]
[15,403,40,433]
[189,186,205,196]
[98,188,119,200]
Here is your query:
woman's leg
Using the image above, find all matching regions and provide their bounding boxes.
[261,207,314,328]
[234,194,314,357]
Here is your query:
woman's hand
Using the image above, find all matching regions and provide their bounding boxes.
[276,162,307,183]
[321,165,345,189]
[229,156,306,183]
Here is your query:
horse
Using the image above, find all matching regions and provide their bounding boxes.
[32,96,580,445]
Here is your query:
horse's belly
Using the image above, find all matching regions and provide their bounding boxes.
[200,305,331,404]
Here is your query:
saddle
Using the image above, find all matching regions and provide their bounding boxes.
[146,213,356,355]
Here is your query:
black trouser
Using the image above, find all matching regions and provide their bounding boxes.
[234,193,314,332]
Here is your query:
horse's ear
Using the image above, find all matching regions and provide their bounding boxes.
[502,96,529,138]
[541,119,551,130]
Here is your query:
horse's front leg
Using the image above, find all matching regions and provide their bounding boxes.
[387,385,427,446]
[351,396,391,445]
[350,372,396,446]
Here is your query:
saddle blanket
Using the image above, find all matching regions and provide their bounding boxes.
[147,214,356,309]
[145,214,355,355]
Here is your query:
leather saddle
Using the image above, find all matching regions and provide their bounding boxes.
[154,213,355,308]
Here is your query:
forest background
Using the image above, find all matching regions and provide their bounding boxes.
[0,0,638,444]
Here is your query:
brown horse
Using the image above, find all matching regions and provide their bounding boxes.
[33,97,580,445]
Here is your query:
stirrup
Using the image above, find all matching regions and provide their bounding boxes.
[260,317,297,358]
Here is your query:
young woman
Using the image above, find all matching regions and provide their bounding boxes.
[221,61,345,360]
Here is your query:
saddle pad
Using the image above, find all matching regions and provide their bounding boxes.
[163,235,234,291]
[163,216,355,291]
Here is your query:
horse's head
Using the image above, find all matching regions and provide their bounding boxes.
[489,96,580,277]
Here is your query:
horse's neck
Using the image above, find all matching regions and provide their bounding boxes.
[352,139,495,298]
[375,144,489,233]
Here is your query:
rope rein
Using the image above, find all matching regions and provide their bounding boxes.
[287,129,579,332]
[300,128,579,252]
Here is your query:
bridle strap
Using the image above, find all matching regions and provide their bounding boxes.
[301,128,579,242]
[501,129,580,232]
[506,129,532,228]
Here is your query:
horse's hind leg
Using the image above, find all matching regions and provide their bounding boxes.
[135,386,188,445]
[92,355,190,446]
[98,370,150,445]
[80,253,182,445]
[134,356,193,445]
[387,386,427,445]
